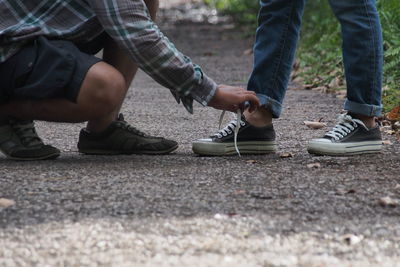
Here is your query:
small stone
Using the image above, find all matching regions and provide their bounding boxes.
[0,198,15,208]
[378,197,399,207]
[342,234,363,245]
[307,163,321,169]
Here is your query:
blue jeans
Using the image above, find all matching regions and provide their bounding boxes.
[248,0,383,118]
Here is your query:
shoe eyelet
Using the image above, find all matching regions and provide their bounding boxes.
[223,132,228,136]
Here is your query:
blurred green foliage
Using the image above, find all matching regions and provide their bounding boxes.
[207,0,400,113]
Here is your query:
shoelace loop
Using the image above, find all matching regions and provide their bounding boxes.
[325,114,366,141]
[214,110,243,156]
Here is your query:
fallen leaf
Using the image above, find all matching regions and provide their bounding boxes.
[214,213,228,220]
[280,152,294,158]
[303,84,314,90]
[243,48,253,55]
[342,234,363,245]
[312,86,328,93]
[378,196,399,207]
[304,121,327,129]
[386,106,400,121]
[0,198,15,208]
[203,52,214,57]
[380,125,392,132]
[246,160,259,164]
[307,163,321,169]
[328,77,342,89]
[336,92,347,100]
[335,189,356,195]
[382,140,392,145]
[385,130,396,135]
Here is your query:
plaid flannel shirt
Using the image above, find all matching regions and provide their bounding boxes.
[0,0,217,113]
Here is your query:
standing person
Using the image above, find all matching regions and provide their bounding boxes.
[193,0,383,156]
[0,0,259,161]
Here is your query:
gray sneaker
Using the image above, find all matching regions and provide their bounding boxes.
[0,120,60,161]
[192,114,277,156]
[307,114,382,156]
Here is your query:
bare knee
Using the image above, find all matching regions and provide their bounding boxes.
[78,62,126,118]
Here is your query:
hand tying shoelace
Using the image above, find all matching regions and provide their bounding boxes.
[216,109,243,156]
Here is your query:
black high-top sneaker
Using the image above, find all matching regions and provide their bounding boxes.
[307,114,382,156]
[192,114,276,156]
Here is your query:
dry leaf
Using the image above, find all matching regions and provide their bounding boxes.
[386,106,400,121]
[382,140,392,145]
[303,84,314,90]
[328,77,341,89]
[304,121,327,129]
[243,48,253,55]
[246,160,259,164]
[336,90,347,100]
[381,125,392,132]
[342,234,363,245]
[378,196,399,207]
[0,198,15,208]
[307,163,321,169]
[280,152,294,158]
[312,86,328,93]
[336,189,356,195]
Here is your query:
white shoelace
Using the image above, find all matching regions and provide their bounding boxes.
[215,110,243,156]
[325,114,367,141]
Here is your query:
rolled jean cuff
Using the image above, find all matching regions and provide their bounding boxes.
[344,99,382,117]
[256,93,282,118]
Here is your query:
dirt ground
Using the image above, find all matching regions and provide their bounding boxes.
[1,1,399,266]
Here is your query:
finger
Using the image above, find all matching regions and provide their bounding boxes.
[244,95,260,113]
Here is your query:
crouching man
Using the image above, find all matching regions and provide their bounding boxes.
[0,0,259,160]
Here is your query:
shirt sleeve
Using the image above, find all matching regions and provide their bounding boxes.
[87,0,217,113]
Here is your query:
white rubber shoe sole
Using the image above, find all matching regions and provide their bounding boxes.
[192,139,277,156]
[307,138,382,156]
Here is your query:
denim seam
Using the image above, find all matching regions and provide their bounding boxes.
[270,2,294,91]
[362,0,377,107]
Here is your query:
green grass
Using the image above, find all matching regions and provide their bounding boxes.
[208,0,400,113]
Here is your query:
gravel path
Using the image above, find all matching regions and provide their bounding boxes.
[1,2,399,266]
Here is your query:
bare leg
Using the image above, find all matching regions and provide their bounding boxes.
[0,0,160,131]
[0,62,126,131]
[86,0,159,131]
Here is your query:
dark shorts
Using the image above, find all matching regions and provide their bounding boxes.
[0,33,109,104]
